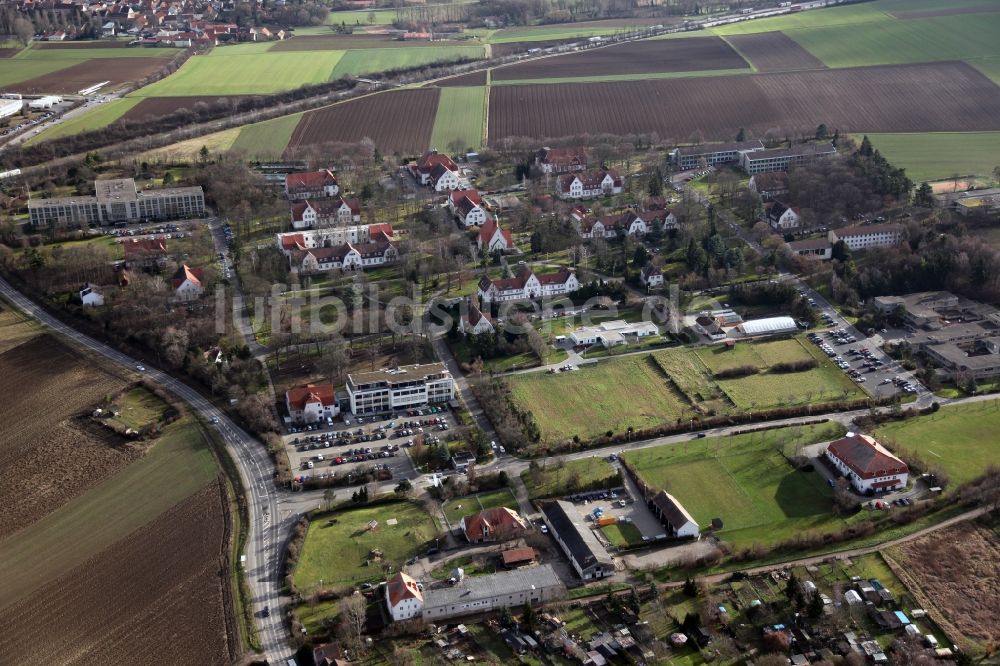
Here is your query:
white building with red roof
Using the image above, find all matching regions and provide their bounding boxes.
[825,433,909,494]
[449,189,488,227]
[409,150,458,186]
[477,219,514,254]
[290,197,361,229]
[477,264,579,303]
[285,383,338,423]
[285,170,339,200]
[171,264,204,300]
[557,170,623,200]
[535,146,587,174]
[385,572,423,622]
[458,300,494,336]
[292,231,398,273]
[276,224,392,256]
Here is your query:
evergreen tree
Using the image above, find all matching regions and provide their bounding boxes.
[807,589,824,618]
[736,127,747,142]
[859,135,874,157]
[914,182,935,207]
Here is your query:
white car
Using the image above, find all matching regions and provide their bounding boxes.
[135,365,145,372]
[490,441,497,450]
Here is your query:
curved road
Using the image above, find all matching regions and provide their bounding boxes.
[0,277,292,664]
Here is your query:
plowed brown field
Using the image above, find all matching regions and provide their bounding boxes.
[0,332,134,538]
[725,32,826,72]
[435,70,488,87]
[0,484,231,666]
[120,95,246,122]
[3,57,170,94]
[286,88,439,155]
[0,48,20,58]
[491,36,749,80]
[489,61,1000,143]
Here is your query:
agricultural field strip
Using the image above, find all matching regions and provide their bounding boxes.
[429,86,487,152]
[863,131,1000,182]
[26,98,143,145]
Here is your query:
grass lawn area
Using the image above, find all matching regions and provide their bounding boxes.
[623,422,847,549]
[331,46,484,78]
[0,59,76,88]
[521,457,619,499]
[106,387,168,431]
[296,599,339,636]
[325,8,398,25]
[293,501,438,590]
[0,416,218,608]
[134,51,345,96]
[785,12,1000,68]
[863,132,1000,182]
[430,86,485,152]
[875,399,1000,486]
[230,112,304,159]
[710,1,890,35]
[441,487,518,524]
[601,521,643,547]
[507,354,686,443]
[141,127,241,161]
[27,98,142,145]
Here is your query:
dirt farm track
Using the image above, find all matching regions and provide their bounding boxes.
[488,61,1000,143]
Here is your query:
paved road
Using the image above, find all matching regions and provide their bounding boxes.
[0,276,293,664]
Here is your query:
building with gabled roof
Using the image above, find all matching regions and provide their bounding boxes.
[478,264,579,303]
[535,146,587,174]
[478,218,514,254]
[826,433,908,493]
[171,264,204,300]
[749,171,789,201]
[459,506,528,543]
[828,223,903,251]
[420,564,564,621]
[458,300,494,336]
[766,201,801,230]
[386,572,423,622]
[290,197,361,229]
[785,238,832,261]
[285,383,339,423]
[409,150,459,186]
[640,263,663,287]
[540,500,614,580]
[557,170,623,200]
[285,169,339,200]
[649,491,699,538]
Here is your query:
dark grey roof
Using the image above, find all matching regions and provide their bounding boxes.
[651,491,696,529]
[422,564,563,609]
[541,501,613,571]
[675,140,764,157]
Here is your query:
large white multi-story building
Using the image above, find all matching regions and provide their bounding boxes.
[740,142,836,175]
[346,363,455,415]
[477,265,580,304]
[825,433,909,494]
[28,178,205,227]
[828,223,902,251]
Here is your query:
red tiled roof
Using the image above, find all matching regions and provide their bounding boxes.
[537,146,587,167]
[367,223,394,238]
[170,263,203,289]
[386,572,422,607]
[827,434,908,480]
[286,169,337,192]
[557,169,621,193]
[461,507,527,541]
[501,547,538,566]
[281,233,306,251]
[123,238,166,258]
[450,188,481,207]
[536,267,574,285]
[286,383,336,411]
[479,218,512,248]
[416,151,457,174]
[465,301,492,328]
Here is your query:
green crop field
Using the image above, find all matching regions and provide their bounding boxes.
[330,45,483,78]
[133,51,345,96]
[430,86,485,152]
[507,355,687,443]
[0,416,218,607]
[490,23,656,42]
[710,2,891,35]
[26,98,142,145]
[441,488,518,524]
[325,8,399,25]
[864,132,1000,182]
[293,501,438,590]
[0,60,75,87]
[230,112,303,158]
[875,399,1000,486]
[623,422,847,548]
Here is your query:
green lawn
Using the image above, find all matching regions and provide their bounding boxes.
[0,417,218,608]
[325,8,399,25]
[864,131,1000,182]
[107,387,168,431]
[521,457,619,498]
[230,112,304,159]
[508,354,687,443]
[133,51,345,96]
[293,501,438,590]
[430,86,485,152]
[330,45,484,78]
[27,98,142,145]
[785,12,1000,68]
[601,521,643,547]
[623,422,847,548]
[875,399,1000,486]
[441,487,518,524]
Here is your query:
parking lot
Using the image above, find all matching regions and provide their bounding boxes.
[283,406,455,485]
[806,321,918,400]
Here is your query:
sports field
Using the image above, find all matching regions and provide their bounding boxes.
[430,86,486,152]
[230,112,304,159]
[293,501,439,589]
[864,132,1000,182]
[624,422,847,548]
[875,399,1000,485]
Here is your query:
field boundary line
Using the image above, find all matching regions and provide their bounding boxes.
[482,71,491,147]
[717,34,758,73]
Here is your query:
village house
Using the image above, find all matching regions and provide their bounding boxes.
[748,171,789,201]
[478,264,580,304]
[459,507,528,543]
[574,210,662,239]
[825,433,909,494]
[171,264,204,300]
[557,170,623,200]
[450,189,489,227]
[276,223,392,256]
[828,223,903,251]
[649,491,700,538]
[766,201,801,231]
[285,383,339,424]
[123,237,168,269]
[292,232,398,273]
[284,169,339,200]
[478,218,515,254]
[428,163,461,192]
[79,283,104,306]
[386,572,424,622]
[535,146,588,174]
[458,300,495,336]
[290,197,361,229]
[640,264,664,288]
[409,150,459,187]
[785,238,833,260]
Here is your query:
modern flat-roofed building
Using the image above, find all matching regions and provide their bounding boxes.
[785,238,832,260]
[671,140,764,170]
[345,363,454,415]
[420,564,565,621]
[28,177,205,227]
[740,142,836,174]
[936,187,1000,217]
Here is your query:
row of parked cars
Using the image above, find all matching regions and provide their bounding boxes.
[808,330,870,383]
[884,376,918,394]
[1,110,53,138]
